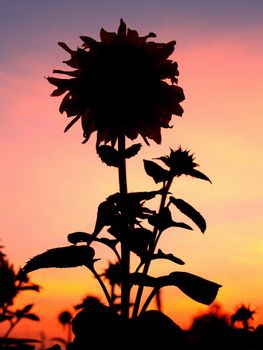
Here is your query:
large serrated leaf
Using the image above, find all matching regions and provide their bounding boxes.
[23,246,95,273]
[143,160,169,183]
[170,197,206,233]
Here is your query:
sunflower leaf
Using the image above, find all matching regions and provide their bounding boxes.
[93,200,117,236]
[67,232,118,251]
[168,272,221,305]
[152,249,185,265]
[148,207,193,232]
[130,272,221,305]
[129,273,163,288]
[97,145,120,167]
[143,160,169,183]
[170,197,206,233]
[189,169,212,183]
[23,246,95,273]
[124,144,142,159]
[126,228,154,257]
[22,304,34,313]
[67,231,92,245]
[23,313,40,321]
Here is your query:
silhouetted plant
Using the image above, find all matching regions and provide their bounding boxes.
[186,303,263,349]
[0,244,40,344]
[100,262,121,306]
[188,303,231,347]
[231,304,256,330]
[58,311,72,343]
[23,20,221,349]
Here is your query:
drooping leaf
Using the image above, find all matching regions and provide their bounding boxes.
[168,272,221,305]
[188,169,212,183]
[124,143,142,158]
[152,249,185,265]
[23,246,95,273]
[170,197,206,233]
[148,207,192,232]
[97,145,120,167]
[143,160,169,183]
[130,271,221,305]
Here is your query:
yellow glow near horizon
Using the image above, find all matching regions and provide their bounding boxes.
[1,21,263,341]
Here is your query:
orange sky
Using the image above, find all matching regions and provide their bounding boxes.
[1,1,263,342]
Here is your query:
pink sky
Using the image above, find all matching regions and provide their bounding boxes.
[0,6,263,341]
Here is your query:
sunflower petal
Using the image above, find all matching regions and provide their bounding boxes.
[100,28,116,44]
[58,42,73,54]
[80,36,98,49]
[64,115,81,133]
[117,18,127,37]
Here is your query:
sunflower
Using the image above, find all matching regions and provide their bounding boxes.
[157,147,212,182]
[48,19,185,146]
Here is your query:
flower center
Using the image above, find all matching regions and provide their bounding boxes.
[85,44,160,129]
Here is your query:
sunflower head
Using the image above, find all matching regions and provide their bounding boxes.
[101,262,122,286]
[158,147,198,177]
[48,19,185,146]
[58,310,72,326]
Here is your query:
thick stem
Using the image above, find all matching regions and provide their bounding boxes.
[118,134,130,320]
[132,178,173,317]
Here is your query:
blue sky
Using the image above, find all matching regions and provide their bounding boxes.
[1,0,263,56]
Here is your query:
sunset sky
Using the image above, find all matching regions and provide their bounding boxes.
[1,0,263,341]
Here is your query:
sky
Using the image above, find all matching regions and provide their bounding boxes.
[0,0,263,342]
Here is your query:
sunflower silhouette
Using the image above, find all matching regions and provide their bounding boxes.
[48,19,185,146]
